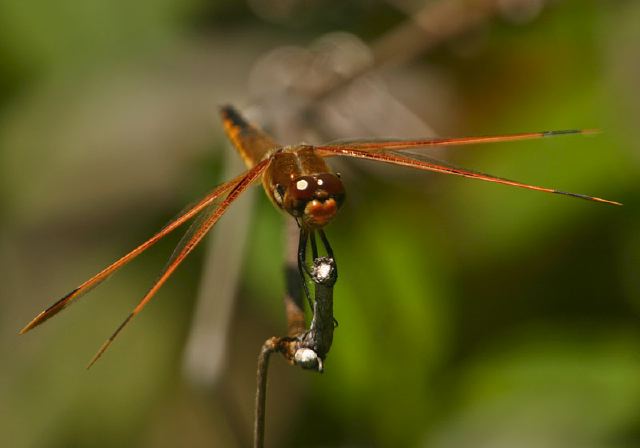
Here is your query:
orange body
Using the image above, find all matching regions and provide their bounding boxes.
[220,107,345,229]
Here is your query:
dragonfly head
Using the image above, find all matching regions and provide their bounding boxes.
[282,173,345,228]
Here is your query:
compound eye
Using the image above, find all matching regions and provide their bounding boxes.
[289,176,316,202]
[315,173,343,196]
[315,173,345,209]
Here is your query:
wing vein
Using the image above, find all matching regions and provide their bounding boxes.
[86,158,270,367]
[20,171,250,334]
[320,147,620,205]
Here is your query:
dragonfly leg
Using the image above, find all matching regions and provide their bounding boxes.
[319,229,334,259]
[297,228,314,311]
[310,232,319,259]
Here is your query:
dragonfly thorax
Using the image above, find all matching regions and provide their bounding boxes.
[277,173,345,229]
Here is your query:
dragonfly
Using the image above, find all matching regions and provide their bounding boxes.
[19,105,621,367]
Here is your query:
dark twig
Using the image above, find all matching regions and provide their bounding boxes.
[298,256,338,368]
[254,336,279,448]
[253,256,338,448]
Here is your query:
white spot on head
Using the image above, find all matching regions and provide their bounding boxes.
[296,179,309,191]
[317,178,324,186]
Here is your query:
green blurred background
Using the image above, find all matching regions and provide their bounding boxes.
[2,0,639,447]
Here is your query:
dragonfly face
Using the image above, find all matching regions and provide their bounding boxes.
[280,173,345,228]
[263,145,345,229]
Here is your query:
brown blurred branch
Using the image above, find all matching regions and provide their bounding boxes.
[279,0,544,117]
[247,0,551,148]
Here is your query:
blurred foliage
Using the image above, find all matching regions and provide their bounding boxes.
[1,0,639,447]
